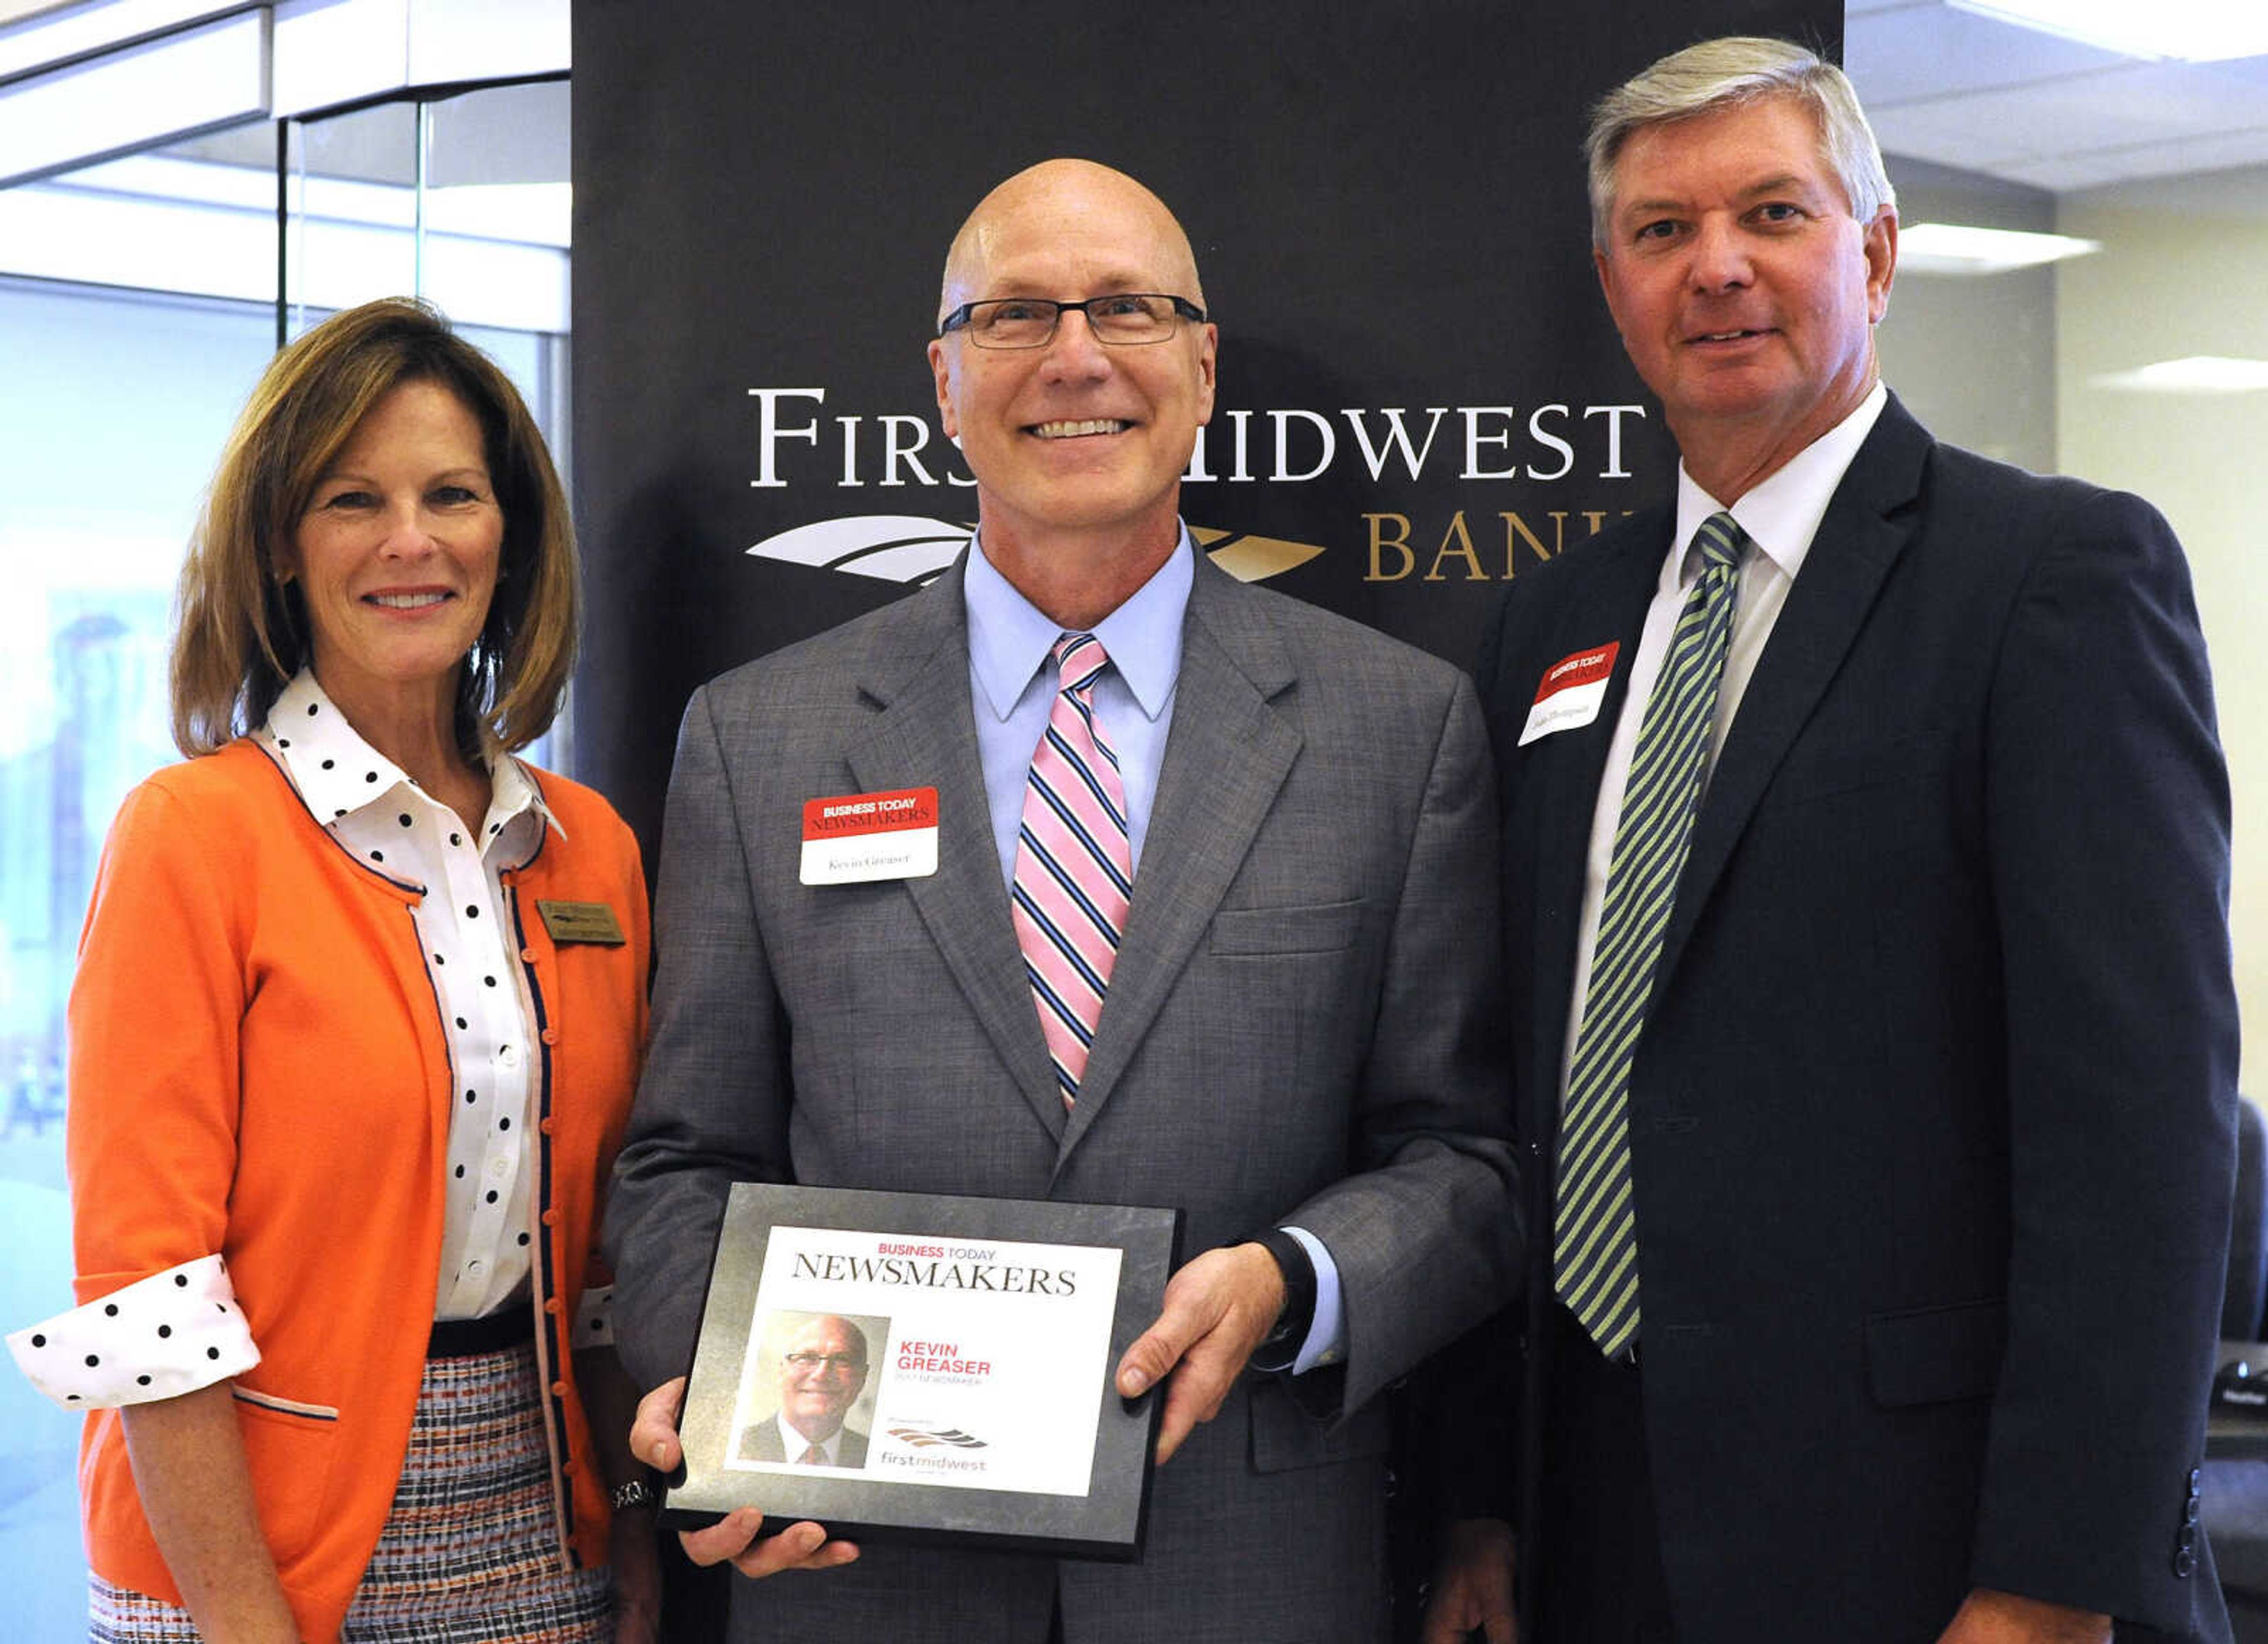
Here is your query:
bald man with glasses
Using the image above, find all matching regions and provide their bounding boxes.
[606,158,1520,1644]
[737,1316,871,1469]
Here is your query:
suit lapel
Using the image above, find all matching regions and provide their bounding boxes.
[1654,397,1931,990]
[1057,556,1301,1162]
[841,561,1065,1141]
[1521,519,1666,1143]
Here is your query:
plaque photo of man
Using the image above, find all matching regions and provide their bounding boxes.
[729,1313,884,1472]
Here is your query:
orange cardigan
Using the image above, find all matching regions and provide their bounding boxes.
[67,738,649,1643]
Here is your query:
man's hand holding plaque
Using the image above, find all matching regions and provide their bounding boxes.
[631,1375,861,1578]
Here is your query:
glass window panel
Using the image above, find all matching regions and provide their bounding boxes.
[0,274,277,1636]
[0,72,570,1625]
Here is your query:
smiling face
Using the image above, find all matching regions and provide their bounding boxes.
[775,1315,868,1441]
[1594,94,1896,501]
[927,160,1216,594]
[283,378,503,723]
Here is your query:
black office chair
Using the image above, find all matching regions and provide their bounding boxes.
[2207,1098,2268,1644]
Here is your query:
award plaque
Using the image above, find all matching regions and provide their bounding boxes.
[662,1182,1183,1560]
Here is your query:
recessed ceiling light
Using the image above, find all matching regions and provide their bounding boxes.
[1898,223,2102,276]
[2093,356,2268,393]
[1946,0,2268,63]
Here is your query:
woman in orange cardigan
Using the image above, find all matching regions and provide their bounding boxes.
[7,300,657,1642]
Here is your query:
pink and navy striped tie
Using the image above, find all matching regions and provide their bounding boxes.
[1011,632,1133,1107]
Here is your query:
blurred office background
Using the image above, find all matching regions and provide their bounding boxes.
[1,0,2263,1630]
[0,4,568,1631]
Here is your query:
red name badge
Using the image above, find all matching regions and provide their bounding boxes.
[799,787,941,885]
[1519,641,1619,746]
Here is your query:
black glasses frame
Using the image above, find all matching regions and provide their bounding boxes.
[937,293,1208,347]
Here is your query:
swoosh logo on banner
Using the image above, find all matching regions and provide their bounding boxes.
[885,1424,990,1449]
[747,517,1325,585]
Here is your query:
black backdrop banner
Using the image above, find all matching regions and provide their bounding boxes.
[571,0,1840,856]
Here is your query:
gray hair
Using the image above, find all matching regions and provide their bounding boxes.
[1585,37,1895,250]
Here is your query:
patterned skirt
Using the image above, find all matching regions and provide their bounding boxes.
[90,1342,611,1642]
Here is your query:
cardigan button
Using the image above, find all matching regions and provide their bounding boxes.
[542,1209,560,1227]
[542,1029,560,1045]
[539,1118,556,1136]
[551,1380,569,1398]
[522,947,537,963]
[545,1297,563,1314]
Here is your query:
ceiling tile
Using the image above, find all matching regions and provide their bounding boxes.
[1847,2,2129,105]
[1846,1,2268,194]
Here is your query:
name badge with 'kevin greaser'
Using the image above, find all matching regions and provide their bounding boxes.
[800,787,940,885]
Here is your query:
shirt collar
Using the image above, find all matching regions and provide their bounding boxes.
[1670,379,1889,588]
[775,1413,841,1462]
[261,670,563,844]
[963,525,1193,723]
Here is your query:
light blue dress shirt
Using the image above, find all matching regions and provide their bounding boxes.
[961,529,1345,1374]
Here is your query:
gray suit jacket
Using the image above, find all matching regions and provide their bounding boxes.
[608,551,1519,1643]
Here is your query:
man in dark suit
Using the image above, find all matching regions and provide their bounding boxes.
[1426,36,2238,1644]
[736,1315,872,1467]
[607,158,1520,1643]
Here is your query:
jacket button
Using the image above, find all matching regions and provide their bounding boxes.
[552,1380,569,1397]
[540,1118,556,1136]
[542,1209,560,1227]
[545,1297,563,1314]
[2175,1548,2197,1578]
[2186,1495,2202,1524]
[2191,1466,2204,1489]
[542,1028,560,1045]
[522,947,538,963]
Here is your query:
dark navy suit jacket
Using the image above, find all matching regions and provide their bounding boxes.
[1471,394,2238,1642]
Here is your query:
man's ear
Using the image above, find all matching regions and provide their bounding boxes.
[929,337,960,440]
[1863,208,1898,325]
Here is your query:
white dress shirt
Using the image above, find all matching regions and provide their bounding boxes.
[1558,383,1889,1105]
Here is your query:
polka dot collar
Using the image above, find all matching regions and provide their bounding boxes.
[261,671,564,847]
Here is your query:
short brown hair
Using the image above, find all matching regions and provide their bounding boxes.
[171,297,578,758]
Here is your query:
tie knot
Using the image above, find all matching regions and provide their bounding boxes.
[1052,631,1109,694]
[1690,512,1745,576]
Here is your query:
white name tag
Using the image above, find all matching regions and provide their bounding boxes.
[800,787,940,885]
[1518,642,1620,746]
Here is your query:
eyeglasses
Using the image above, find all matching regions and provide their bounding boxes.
[937,292,1207,350]
[783,1351,864,1373]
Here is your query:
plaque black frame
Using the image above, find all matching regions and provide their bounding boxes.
[662,1182,1183,1561]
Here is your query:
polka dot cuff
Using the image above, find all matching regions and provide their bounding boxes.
[7,1255,259,1410]
[572,1283,615,1350]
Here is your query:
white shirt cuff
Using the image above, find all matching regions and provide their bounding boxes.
[8,1254,259,1410]
[571,1282,615,1350]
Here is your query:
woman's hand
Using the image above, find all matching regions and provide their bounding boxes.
[607,1502,662,1644]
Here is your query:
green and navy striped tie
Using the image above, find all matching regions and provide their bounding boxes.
[1554,511,1746,1358]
